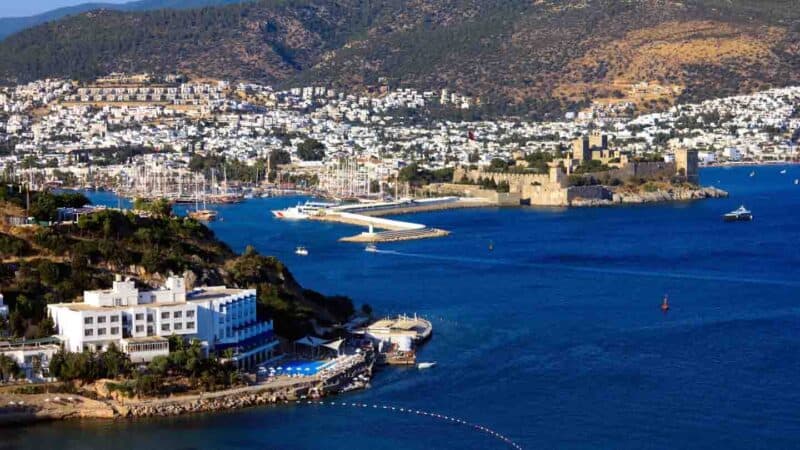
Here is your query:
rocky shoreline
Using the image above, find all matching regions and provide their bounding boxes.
[572,186,728,207]
[0,356,373,426]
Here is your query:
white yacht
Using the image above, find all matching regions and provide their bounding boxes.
[723,205,753,222]
[295,246,309,256]
[272,201,337,220]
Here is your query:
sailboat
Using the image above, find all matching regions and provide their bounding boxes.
[188,177,218,221]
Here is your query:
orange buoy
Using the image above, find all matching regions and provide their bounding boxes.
[661,295,670,312]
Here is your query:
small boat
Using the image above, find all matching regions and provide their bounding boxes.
[295,246,309,256]
[188,209,217,221]
[795,179,799,185]
[661,295,669,312]
[749,171,756,177]
[723,205,753,222]
[365,244,378,253]
[488,240,494,251]
[780,169,787,174]
[417,362,437,369]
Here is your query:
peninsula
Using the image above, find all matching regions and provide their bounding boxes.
[0,185,423,426]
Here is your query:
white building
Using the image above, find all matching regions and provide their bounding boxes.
[0,339,61,380]
[47,276,277,367]
[187,286,278,369]
[0,294,8,318]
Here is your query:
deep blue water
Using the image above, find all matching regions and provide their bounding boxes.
[3,165,800,449]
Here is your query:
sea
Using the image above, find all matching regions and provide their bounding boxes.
[2,165,799,449]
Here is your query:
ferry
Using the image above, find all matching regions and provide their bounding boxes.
[723,205,753,222]
[295,246,309,256]
[271,201,338,220]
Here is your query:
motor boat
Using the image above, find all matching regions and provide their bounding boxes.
[365,244,378,253]
[417,362,437,369]
[295,246,309,256]
[723,205,753,222]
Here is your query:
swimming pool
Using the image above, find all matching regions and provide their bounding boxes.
[265,360,329,376]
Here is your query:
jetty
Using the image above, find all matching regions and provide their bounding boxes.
[304,197,491,243]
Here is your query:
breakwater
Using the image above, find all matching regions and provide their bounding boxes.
[309,198,485,243]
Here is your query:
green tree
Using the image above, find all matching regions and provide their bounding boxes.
[0,354,22,381]
[296,139,325,161]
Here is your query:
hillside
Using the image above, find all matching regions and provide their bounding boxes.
[0,0,798,116]
[0,0,255,40]
[0,188,360,341]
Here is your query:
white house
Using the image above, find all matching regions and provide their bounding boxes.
[47,276,278,367]
[0,339,61,381]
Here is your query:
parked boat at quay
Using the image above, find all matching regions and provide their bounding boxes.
[272,201,338,219]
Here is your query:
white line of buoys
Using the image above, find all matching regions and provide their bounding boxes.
[303,400,523,449]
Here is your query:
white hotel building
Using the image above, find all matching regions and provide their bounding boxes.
[47,276,278,368]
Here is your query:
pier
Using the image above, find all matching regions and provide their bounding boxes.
[302,197,491,243]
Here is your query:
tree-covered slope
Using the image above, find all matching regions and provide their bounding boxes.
[0,0,798,116]
[0,0,257,41]
[0,187,360,341]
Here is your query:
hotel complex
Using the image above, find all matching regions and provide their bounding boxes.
[47,276,278,368]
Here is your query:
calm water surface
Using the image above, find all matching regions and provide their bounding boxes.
[2,165,799,449]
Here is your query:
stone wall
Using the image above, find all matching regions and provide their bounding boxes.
[453,167,551,194]
[581,161,676,182]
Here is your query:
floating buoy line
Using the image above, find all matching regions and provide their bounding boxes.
[285,398,523,449]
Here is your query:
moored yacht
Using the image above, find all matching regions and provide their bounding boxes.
[272,201,338,220]
[188,209,218,221]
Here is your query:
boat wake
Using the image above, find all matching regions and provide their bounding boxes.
[375,250,800,288]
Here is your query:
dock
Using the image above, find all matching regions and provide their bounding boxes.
[304,197,491,243]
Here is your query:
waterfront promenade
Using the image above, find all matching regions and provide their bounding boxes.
[0,354,372,425]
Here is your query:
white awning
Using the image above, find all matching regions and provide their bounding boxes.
[322,338,345,352]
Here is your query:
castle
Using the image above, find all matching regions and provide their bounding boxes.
[453,134,698,206]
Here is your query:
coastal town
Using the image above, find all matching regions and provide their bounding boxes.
[0,74,797,207]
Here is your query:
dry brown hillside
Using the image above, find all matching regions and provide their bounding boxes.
[0,0,798,117]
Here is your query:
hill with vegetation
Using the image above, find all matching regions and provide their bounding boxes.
[0,0,798,117]
[0,186,363,341]
[0,0,255,40]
